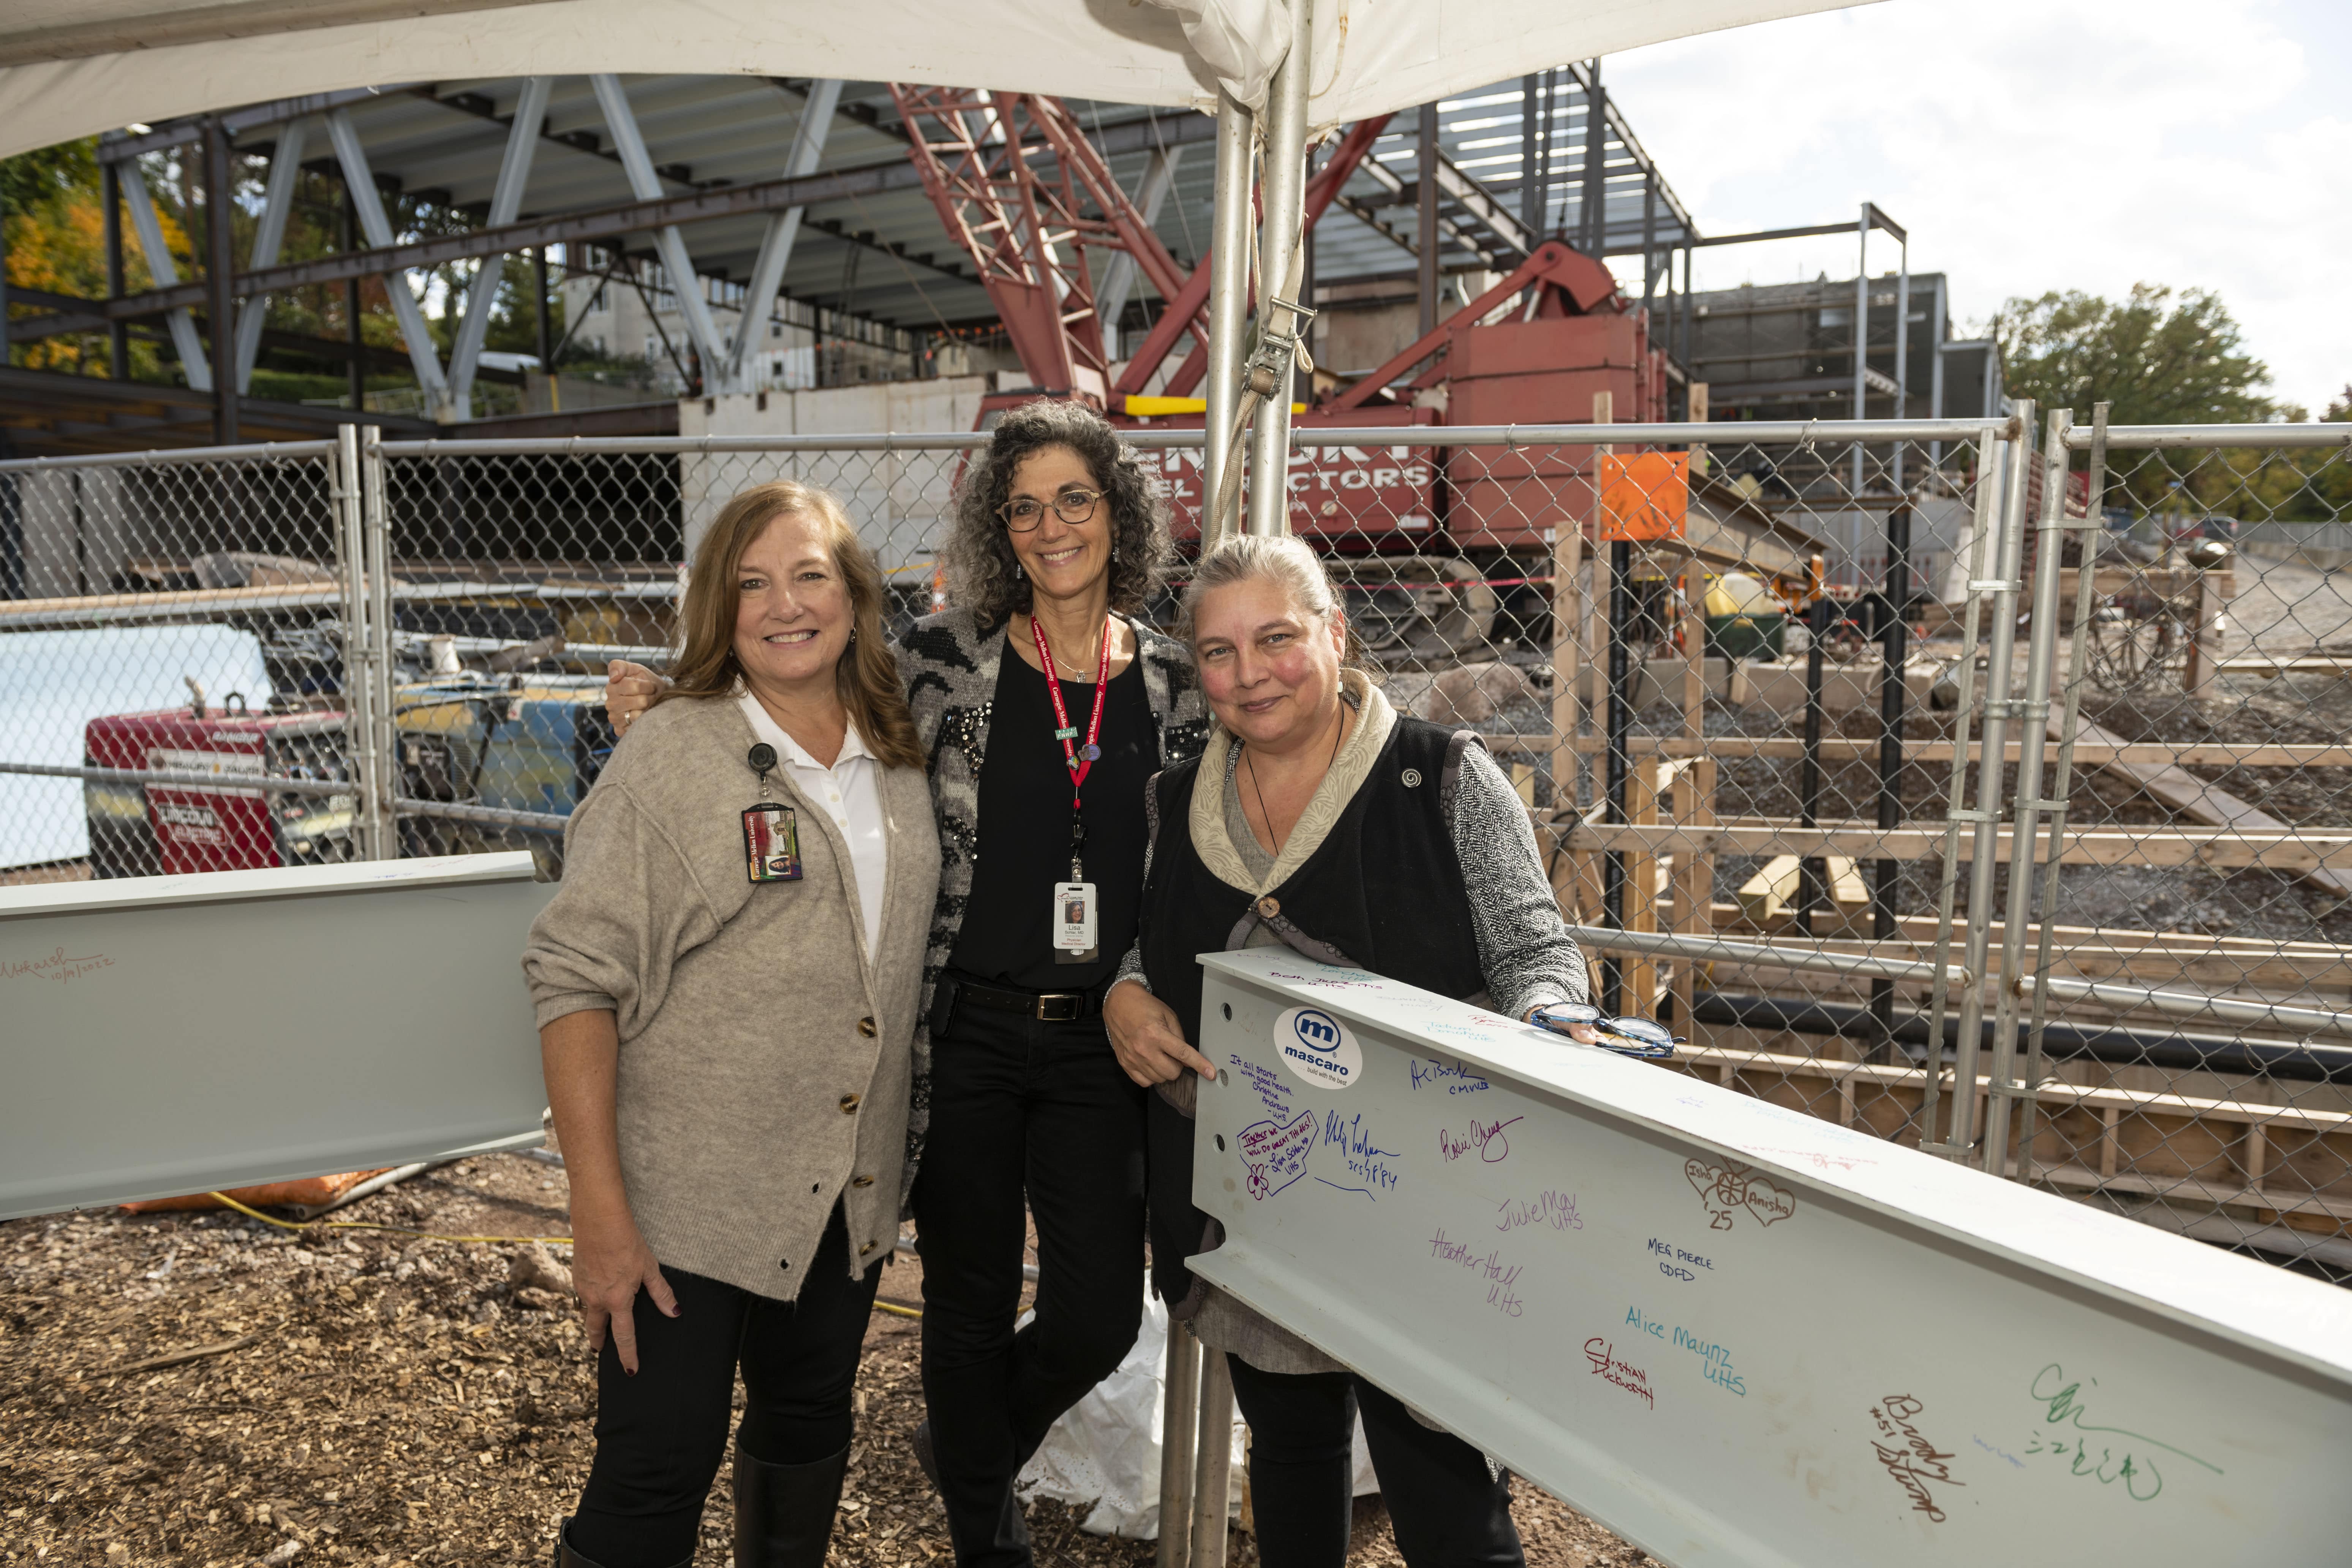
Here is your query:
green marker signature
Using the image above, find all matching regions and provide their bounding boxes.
[2023,1364,2222,1503]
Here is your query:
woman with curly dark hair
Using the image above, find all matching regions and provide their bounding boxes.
[604,400,1210,1568]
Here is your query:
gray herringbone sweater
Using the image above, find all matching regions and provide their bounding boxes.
[522,693,938,1299]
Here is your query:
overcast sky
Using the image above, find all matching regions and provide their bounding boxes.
[1603,0,2350,416]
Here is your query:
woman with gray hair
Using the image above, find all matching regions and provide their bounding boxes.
[602,400,1209,1568]
[1103,533,1593,1568]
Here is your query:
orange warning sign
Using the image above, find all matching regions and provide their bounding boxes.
[1598,452,1689,541]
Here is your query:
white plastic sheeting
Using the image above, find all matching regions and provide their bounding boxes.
[1016,1287,1376,1538]
[0,0,1873,162]
[0,625,271,869]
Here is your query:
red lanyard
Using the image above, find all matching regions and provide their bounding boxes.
[1030,613,1113,813]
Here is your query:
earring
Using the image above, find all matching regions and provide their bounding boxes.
[1015,562,1025,580]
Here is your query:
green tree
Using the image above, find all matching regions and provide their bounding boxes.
[1,140,97,219]
[1996,283,2277,428]
[1997,285,2301,514]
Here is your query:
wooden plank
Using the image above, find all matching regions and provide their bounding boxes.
[1723,851,1871,932]
[1701,904,2352,990]
[2058,712,2352,898]
[1560,817,2352,871]
[1626,759,1663,1013]
[1668,755,1717,1039]
[2030,1162,2352,1226]
[1736,854,1803,925]
[1680,1043,2352,1132]
[1557,735,2352,767]
[2218,656,2352,677]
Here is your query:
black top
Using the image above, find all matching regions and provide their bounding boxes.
[1137,718,1485,1309]
[947,648,1155,991]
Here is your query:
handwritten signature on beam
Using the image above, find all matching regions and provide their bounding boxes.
[2022,1363,2222,1503]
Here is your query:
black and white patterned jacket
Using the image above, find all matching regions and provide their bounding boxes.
[895,605,1210,1199]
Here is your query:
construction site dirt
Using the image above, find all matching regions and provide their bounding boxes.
[0,1154,1655,1568]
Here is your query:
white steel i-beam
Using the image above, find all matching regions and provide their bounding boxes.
[119,157,212,391]
[719,77,841,395]
[446,76,552,420]
[326,109,452,414]
[591,74,727,376]
[1094,142,1185,348]
[1190,947,2352,1568]
[232,117,307,392]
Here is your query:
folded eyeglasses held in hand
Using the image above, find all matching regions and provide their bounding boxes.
[1528,1003,1683,1060]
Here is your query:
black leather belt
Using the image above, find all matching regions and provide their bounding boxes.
[948,972,1103,1023]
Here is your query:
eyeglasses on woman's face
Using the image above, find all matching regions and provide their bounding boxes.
[998,487,1104,533]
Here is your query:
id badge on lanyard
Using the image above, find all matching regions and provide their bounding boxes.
[1053,879,1099,961]
[743,801,801,883]
[1034,616,1112,964]
[741,743,803,884]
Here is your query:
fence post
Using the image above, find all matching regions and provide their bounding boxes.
[1982,408,2073,1178]
[1155,1318,1200,1568]
[335,425,386,861]
[2184,566,2225,699]
[1948,406,2034,1168]
[362,426,398,857]
[1187,1346,1234,1568]
[2016,403,2110,1179]
[1867,501,1911,1061]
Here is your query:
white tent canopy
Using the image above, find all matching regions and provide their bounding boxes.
[0,0,1866,161]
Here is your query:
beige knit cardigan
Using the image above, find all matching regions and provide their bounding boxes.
[522,692,939,1300]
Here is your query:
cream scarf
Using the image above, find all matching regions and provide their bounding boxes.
[1188,669,1396,896]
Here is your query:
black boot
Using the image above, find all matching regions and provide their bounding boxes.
[553,1516,691,1568]
[733,1443,852,1568]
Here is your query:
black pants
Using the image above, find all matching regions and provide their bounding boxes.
[913,994,1149,1568]
[1226,1355,1525,1568]
[570,1203,882,1567]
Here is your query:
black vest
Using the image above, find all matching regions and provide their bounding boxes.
[1140,716,1485,1307]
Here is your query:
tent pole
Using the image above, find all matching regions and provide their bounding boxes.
[1203,95,1255,549]
[1244,0,1312,539]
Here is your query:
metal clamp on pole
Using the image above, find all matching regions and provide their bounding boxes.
[1242,294,1318,401]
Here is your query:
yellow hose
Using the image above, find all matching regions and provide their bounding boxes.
[206,1189,575,1246]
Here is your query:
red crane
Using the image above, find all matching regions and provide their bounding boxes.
[889,85,1207,406]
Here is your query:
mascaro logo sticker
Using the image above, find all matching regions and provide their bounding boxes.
[1274,1006,1361,1091]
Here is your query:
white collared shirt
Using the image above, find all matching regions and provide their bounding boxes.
[736,689,888,957]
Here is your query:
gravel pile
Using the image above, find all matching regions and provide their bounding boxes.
[2,1156,1655,1568]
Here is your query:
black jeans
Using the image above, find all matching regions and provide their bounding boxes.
[570,1203,882,1567]
[913,993,1149,1568]
[1225,1355,1525,1568]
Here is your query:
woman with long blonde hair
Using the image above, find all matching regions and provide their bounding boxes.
[527,481,938,1568]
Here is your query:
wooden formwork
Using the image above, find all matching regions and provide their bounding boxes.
[1543,507,2352,1257]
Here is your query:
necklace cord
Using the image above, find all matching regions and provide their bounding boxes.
[1241,699,1348,855]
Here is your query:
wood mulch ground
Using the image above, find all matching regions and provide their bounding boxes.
[0,1154,1653,1568]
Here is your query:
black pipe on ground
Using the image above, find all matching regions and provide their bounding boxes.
[1687,990,2352,1086]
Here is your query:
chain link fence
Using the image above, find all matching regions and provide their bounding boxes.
[0,441,359,884]
[10,412,2350,1285]
[1991,414,2352,1286]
